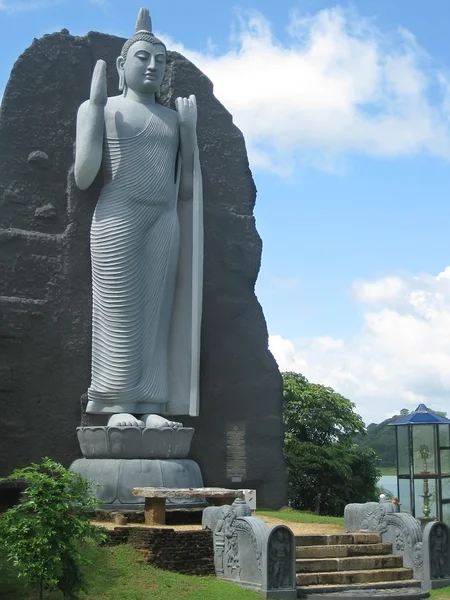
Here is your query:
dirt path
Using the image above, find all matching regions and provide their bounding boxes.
[91,520,203,531]
[92,515,344,536]
[257,515,344,535]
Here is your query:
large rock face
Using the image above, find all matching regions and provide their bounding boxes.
[0,30,287,508]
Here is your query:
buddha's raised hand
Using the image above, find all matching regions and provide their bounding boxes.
[90,60,108,107]
[175,95,197,132]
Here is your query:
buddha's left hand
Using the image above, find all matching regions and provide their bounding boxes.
[175,95,197,134]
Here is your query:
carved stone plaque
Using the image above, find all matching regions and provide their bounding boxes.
[227,422,246,482]
[423,520,450,590]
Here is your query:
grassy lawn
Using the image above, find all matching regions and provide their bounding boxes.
[0,545,261,600]
[257,508,344,527]
[4,509,450,599]
[430,589,450,599]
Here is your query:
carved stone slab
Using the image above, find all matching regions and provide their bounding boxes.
[202,498,251,532]
[345,501,397,532]
[132,486,244,499]
[422,521,450,590]
[263,525,297,598]
[203,504,296,598]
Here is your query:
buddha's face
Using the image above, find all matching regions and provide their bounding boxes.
[117,40,166,94]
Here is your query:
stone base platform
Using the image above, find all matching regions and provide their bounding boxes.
[76,426,194,460]
[70,457,205,509]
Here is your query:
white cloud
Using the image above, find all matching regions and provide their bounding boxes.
[269,335,308,374]
[269,268,450,424]
[352,276,408,305]
[160,7,450,174]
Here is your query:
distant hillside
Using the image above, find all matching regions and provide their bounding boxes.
[353,408,447,468]
[354,415,398,467]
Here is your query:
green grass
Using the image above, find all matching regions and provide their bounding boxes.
[379,466,397,476]
[0,545,262,600]
[257,508,345,527]
[4,519,450,599]
[430,588,450,598]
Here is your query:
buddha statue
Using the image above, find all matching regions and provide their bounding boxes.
[74,8,203,426]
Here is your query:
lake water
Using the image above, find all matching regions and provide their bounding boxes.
[378,475,439,519]
[378,475,397,496]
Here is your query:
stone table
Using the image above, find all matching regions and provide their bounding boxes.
[132,487,244,525]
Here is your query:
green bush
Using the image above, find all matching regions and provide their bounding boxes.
[0,457,107,599]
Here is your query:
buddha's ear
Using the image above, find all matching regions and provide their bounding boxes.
[116,56,125,92]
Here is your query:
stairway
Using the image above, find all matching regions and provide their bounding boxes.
[296,532,429,598]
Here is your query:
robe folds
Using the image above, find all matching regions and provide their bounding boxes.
[86,110,203,417]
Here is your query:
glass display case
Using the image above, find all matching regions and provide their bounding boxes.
[389,404,450,525]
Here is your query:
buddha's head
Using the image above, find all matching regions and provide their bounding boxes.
[117,8,166,96]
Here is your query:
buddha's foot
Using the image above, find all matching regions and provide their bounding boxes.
[107,413,183,428]
[107,413,144,427]
[140,414,183,429]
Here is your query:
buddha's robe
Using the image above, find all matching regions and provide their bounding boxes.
[86,107,203,417]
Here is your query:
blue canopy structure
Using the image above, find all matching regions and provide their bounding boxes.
[389,404,450,426]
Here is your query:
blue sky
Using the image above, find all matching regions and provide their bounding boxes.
[2,0,450,424]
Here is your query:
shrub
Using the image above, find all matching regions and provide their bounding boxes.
[0,457,107,599]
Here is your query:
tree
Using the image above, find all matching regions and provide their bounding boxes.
[354,419,397,467]
[283,372,380,516]
[283,372,366,445]
[0,458,107,599]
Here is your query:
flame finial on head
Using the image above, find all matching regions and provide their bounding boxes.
[120,7,166,61]
[135,7,152,33]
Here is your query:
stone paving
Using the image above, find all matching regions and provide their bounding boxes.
[305,587,428,599]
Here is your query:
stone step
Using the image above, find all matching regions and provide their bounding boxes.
[297,567,414,587]
[296,543,393,559]
[296,533,381,546]
[305,592,428,599]
[297,579,427,598]
[296,554,403,573]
